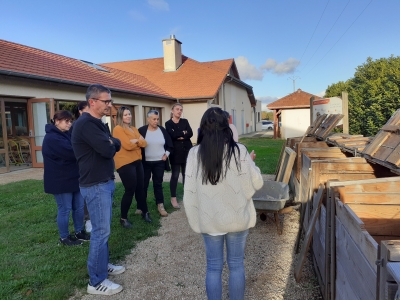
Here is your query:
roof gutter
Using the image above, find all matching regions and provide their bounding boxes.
[0,69,175,101]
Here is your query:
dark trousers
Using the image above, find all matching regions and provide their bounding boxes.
[143,160,165,205]
[170,163,186,198]
[117,160,148,218]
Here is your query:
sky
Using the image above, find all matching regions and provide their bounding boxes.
[1,0,399,110]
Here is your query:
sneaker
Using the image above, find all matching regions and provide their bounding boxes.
[157,203,168,217]
[59,236,83,246]
[75,231,90,241]
[108,263,126,275]
[87,278,123,295]
[85,220,92,233]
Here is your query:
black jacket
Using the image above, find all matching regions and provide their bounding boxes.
[138,125,173,162]
[42,124,80,194]
[165,118,193,164]
[71,113,121,187]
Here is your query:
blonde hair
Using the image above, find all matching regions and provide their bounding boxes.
[170,103,183,119]
[116,106,131,127]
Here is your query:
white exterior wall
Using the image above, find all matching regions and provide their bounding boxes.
[177,102,208,144]
[281,108,310,139]
[223,82,254,135]
[0,78,173,128]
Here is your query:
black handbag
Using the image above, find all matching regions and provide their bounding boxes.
[164,157,171,171]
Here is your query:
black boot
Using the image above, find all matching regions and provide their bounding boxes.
[142,212,152,223]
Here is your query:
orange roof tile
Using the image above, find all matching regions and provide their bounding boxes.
[0,39,171,99]
[101,57,235,99]
[267,89,321,109]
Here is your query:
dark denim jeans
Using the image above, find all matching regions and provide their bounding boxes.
[53,191,84,239]
[143,160,165,205]
[202,230,249,300]
[80,180,115,287]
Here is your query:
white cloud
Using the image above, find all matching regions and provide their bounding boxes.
[316,90,326,97]
[148,0,169,11]
[260,57,300,75]
[256,96,278,111]
[128,10,147,21]
[235,56,263,81]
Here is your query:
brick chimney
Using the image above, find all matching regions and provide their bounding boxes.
[162,35,182,72]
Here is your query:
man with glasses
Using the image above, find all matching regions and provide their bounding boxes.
[71,84,124,296]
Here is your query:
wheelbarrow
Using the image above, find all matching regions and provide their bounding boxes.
[252,181,291,235]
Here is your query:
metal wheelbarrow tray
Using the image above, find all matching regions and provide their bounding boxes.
[252,181,291,234]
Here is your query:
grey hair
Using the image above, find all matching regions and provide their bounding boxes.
[147,110,159,117]
[85,84,111,101]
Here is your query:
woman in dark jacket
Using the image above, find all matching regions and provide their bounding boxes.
[43,110,89,246]
[139,110,174,217]
[165,103,193,209]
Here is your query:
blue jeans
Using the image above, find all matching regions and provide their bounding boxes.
[143,160,165,205]
[53,191,84,239]
[80,180,115,287]
[202,230,249,300]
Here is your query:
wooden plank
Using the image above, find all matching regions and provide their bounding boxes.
[313,204,326,284]
[336,180,400,194]
[336,218,376,300]
[295,169,312,254]
[378,241,400,300]
[295,185,324,282]
[347,204,400,236]
[372,235,400,245]
[295,141,329,180]
[386,143,400,166]
[275,147,296,184]
[335,260,359,300]
[335,201,379,272]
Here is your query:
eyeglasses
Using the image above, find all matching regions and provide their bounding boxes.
[92,98,113,105]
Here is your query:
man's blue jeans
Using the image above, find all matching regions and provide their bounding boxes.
[53,191,84,239]
[202,230,249,300]
[80,180,115,287]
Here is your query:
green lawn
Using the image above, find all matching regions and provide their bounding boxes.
[240,137,285,174]
[0,136,284,299]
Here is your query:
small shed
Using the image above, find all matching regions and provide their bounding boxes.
[267,89,321,139]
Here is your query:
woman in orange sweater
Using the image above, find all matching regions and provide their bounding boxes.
[113,107,152,228]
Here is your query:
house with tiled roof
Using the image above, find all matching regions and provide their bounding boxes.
[267,89,321,139]
[0,36,259,173]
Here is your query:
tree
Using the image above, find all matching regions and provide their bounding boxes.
[325,56,400,136]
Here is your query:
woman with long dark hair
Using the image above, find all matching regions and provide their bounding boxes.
[183,107,263,300]
[112,107,152,228]
[43,110,90,246]
[165,103,193,209]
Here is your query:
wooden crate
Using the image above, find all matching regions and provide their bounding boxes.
[326,133,373,156]
[293,141,330,181]
[298,153,394,299]
[362,109,400,175]
[325,177,400,300]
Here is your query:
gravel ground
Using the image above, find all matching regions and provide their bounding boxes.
[71,200,321,300]
[1,169,322,299]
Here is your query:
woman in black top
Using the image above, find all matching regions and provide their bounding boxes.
[165,103,193,209]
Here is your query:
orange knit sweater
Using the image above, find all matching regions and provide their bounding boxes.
[112,125,147,170]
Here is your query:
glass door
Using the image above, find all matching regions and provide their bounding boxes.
[0,100,10,173]
[27,98,54,168]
